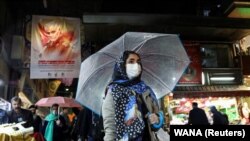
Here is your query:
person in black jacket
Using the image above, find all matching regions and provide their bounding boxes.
[8,96,34,128]
[210,106,228,125]
[0,108,8,125]
[188,102,209,125]
[29,105,42,132]
[71,107,104,141]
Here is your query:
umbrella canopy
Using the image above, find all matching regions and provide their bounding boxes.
[35,96,82,108]
[76,32,190,115]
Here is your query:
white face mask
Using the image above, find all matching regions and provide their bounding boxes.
[126,63,142,80]
[52,110,58,115]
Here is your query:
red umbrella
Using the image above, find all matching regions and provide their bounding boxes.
[35,96,82,108]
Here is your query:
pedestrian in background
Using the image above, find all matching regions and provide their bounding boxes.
[71,107,104,141]
[8,96,33,128]
[210,106,228,125]
[188,102,209,125]
[42,103,67,141]
[29,105,43,132]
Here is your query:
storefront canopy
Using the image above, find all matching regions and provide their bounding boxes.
[173,85,250,98]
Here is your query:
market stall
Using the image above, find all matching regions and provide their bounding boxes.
[0,122,35,141]
[166,96,240,125]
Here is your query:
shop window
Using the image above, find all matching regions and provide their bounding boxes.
[169,97,240,125]
[201,43,235,68]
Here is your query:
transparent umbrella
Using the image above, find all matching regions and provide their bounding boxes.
[76,32,190,115]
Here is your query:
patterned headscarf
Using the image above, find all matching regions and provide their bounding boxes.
[111,51,142,86]
[108,51,157,141]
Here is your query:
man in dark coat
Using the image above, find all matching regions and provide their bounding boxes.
[188,102,209,125]
[29,105,42,132]
[72,107,104,141]
[8,96,34,128]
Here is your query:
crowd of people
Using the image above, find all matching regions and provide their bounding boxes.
[0,96,106,141]
[0,51,169,141]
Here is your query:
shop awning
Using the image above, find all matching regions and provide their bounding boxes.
[173,85,250,98]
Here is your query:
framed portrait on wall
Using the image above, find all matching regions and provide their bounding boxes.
[178,42,202,84]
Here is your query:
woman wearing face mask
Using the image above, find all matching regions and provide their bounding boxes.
[42,103,67,141]
[102,51,164,141]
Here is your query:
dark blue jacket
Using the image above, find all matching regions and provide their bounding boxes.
[0,109,8,124]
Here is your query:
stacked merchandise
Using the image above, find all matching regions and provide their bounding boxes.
[0,121,34,136]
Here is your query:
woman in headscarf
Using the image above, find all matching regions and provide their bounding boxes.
[102,51,164,141]
[210,106,228,125]
[42,103,67,141]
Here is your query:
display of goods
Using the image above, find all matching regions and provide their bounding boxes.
[0,121,34,136]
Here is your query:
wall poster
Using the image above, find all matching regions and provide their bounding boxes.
[178,42,202,84]
[31,15,81,79]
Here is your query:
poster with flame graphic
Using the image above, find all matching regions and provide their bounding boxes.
[31,15,81,79]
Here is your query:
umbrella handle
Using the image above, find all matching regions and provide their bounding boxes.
[58,106,60,119]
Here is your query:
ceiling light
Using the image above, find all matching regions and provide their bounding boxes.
[210,77,235,81]
[65,88,69,91]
